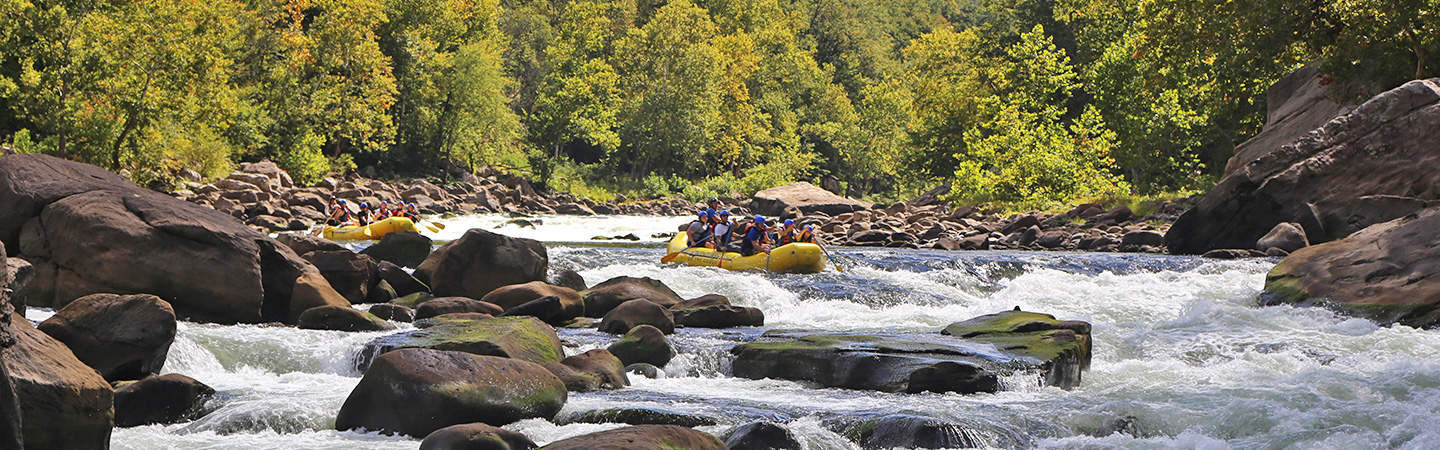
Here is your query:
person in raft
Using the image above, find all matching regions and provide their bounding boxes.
[686,210,711,246]
[324,197,351,226]
[739,215,773,256]
[403,203,421,221]
[709,210,734,249]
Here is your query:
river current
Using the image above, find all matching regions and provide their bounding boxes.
[27,214,1440,449]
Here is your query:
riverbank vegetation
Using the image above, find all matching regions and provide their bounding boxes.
[1,0,1434,204]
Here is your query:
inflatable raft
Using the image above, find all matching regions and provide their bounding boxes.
[322,216,420,241]
[663,234,827,273]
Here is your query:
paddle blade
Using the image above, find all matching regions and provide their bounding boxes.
[661,253,679,264]
[432,222,446,230]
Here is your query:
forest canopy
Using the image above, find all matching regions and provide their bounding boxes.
[2,0,1435,204]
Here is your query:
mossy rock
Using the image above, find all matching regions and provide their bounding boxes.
[540,425,725,450]
[730,333,1003,394]
[561,407,717,427]
[940,310,1092,388]
[607,325,675,367]
[356,316,564,371]
[390,292,434,308]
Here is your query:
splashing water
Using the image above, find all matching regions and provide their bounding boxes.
[35,214,1437,449]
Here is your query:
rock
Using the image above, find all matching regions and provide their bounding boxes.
[547,269,586,292]
[37,293,176,381]
[1092,206,1133,224]
[606,325,674,367]
[377,261,429,297]
[304,250,380,304]
[1202,249,1265,259]
[582,276,684,317]
[6,258,32,315]
[1120,230,1165,248]
[0,155,349,323]
[960,233,989,250]
[722,421,802,450]
[673,294,730,309]
[934,237,964,251]
[113,373,215,427]
[0,303,18,450]
[625,363,665,379]
[831,413,1017,449]
[554,203,595,216]
[414,229,548,300]
[544,349,629,392]
[1018,226,1041,246]
[671,305,764,328]
[296,305,395,332]
[500,296,572,326]
[599,299,676,334]
[539,425,726,450]
[1167,79,1440,254]
[751,182,869,216]
[390,292,434,309]
[335,349,566,437]
[361,231,433,268]
[849,230,889,244]
[2,312,113,449]
[1225,66,1360,175]
[1261,207,1440,328]
[1037,231,1068,249]
[940,310,1092,388]
[417,312,496,325]
[273,233,348,257]
[414,298,505,320]
[1001,215,1041,235]
[1256,222,1309,253]
[419,422,538,450]
[366,279,398,303]
[564,407,715,427]
[368,304,414,322]
[481,281,584,320]
[731,333,1001,394]
[357,316,564,370]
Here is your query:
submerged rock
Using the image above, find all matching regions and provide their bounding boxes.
[336,349,566,438]
[2,311,113,449]
[420,422,537,450]
[542,349,628,392]
[539,425,725,450]
[721,421,802,450]
[113,373,215,427]
[296,305,394,332]
[828,413,1029,449]
[581,276,684,317]
[562,407,716,427]
[368,304,414,322]
[357,316,564,371]
[599,299,675,334]
[547,269,587,292]
[1261,207,1440,328]
[482,281,583,321]
[37,293,177,381]
[414,229,548,299]
[939,310,1092,388]
[671,304,763,328]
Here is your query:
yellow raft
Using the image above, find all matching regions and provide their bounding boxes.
[322,217,421,241]
[663,234,827,273]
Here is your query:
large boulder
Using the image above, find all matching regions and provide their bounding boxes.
[296,305,395,332]
[500,296,573,326]
[0,301,24,450]
[563,407,715,427]
[581,276,684,317]
[0,154,349,323]
[415,298,505,320]
[733,310,1091,393]
[377,261,429,297]
[1256,222,1309,253]
[419,422,538,450]
[357,316,564,371]
[1225,66,1361,175]
[721,421,802,450]
[598,299,675,334]
[539,425,726,450]
[369,304,414,322]
[273,233,346,257]
[37,293,177,381]
[335,349,566,438]
[1166,78,1440,254]
[481,281,583,319]
[607,325,675,367]
[1261,207,1440,328]
[113,373,215,427]
[2,312,113,449]
[415,229,547,300]
[671,305,764,328]
[752,182,869,216]
[304,250,380,304]
[361,231,432,268]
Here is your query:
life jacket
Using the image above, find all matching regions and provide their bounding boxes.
[778,227,799,245]
[797,228,816,243]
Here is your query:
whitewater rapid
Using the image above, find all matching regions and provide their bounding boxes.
[24,214,1437,449]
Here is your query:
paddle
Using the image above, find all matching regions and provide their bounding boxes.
[819,245,845,273]
[661,236,716,264]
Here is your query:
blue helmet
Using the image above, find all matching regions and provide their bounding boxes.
[784,219,795,226]
[360,202,369,208]
[719,210,731,217]
[754,215,766,224]
[338,199,347,205]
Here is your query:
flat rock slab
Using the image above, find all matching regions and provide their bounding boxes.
[356,316,563,371]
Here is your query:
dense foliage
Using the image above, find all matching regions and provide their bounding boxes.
[2,0,1435,202]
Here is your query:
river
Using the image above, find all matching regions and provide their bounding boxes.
[28,214,1440,449]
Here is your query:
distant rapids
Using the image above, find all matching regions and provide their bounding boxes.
[40,214,1440,449]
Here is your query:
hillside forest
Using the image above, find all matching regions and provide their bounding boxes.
[1,0,1435,206]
